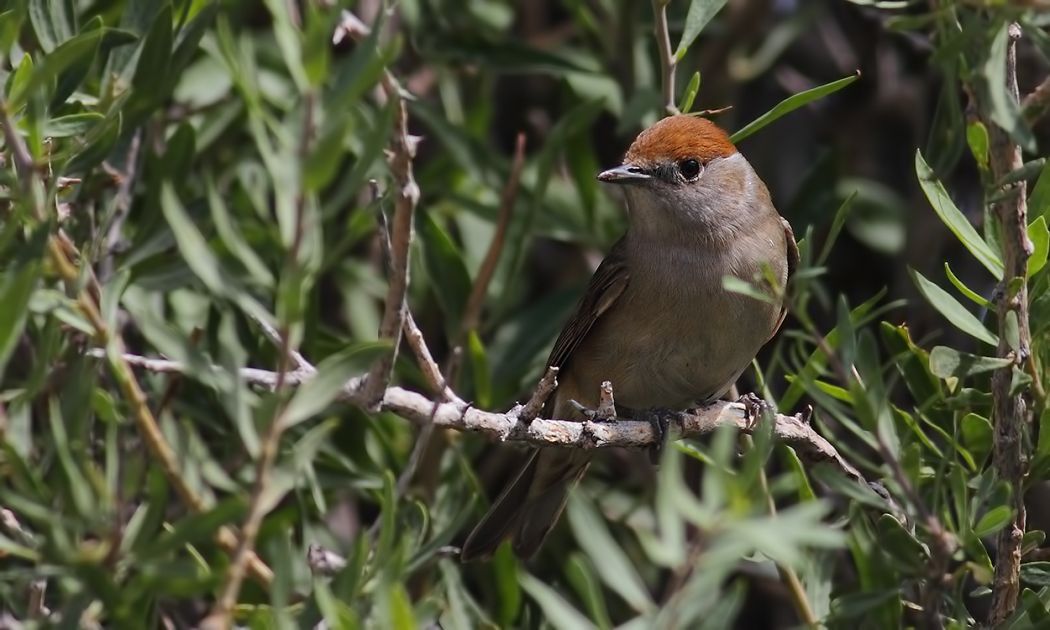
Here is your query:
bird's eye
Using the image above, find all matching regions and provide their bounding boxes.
[678,158,702,181]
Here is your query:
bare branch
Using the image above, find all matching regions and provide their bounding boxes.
[975,22,1032,625]
[103,350,867,486]
[403,311,460,402]
[360,99,420,408]
[520,366,559,423]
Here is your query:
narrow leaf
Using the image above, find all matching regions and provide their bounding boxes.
[910,268,998,346]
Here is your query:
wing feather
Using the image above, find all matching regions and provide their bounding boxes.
[545,237,630,371]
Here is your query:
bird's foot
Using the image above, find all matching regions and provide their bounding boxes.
[736,393,774,431]
[641,408,678,465]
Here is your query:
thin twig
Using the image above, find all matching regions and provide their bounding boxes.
[651,0,679,115]
[360,98,420,408]
[520,366,559,423]
[99,129,142,281]
[403,311,459,402]
[459,132,527,336]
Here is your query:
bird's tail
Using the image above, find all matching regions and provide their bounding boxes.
[461,448,590,561]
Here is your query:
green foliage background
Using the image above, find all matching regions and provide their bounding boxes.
[1,0,1050,628]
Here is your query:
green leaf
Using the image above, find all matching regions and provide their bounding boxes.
[466,330,492,409]
[929,346,1012,379]
[678,71,701,113]
[564,554,613,630]
[1030,159,1050,224]
[140,498,246,559]
[567,494,654,614]
[674,0,730,60]
[967,121,990,171]
[730,73,858,144]
[876,514,929,572]
[0,230,45,376]
[984,23,1036,153]
[944,262,991,308]
[974,506,1013,538]
[1030,216,1050,277]
[520,573,597,630]
[43,112,104,137]
[417,212,471,332]
[909,268,998,346]
[1021,563,1050,587]
[916,150,1004,278]
[10,28,104,109]
[283,342,390,428]
[131,4,173,98]
[28,0,75,52]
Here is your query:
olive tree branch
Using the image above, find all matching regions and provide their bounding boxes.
[970,23,1032,626]
[98,349,868,487]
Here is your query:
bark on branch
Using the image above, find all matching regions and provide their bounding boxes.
[973,22,1033,625]
[101,350,868,488]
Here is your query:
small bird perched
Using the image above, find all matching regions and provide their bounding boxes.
[461,115,798,561]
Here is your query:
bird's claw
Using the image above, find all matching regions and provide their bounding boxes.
[737,393,774,431]
[643,408,676,465]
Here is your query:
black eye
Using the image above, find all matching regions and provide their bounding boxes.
[678,158,702,180]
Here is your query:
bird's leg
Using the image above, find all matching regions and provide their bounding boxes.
[641,408,678,465]
[736,392,774,431]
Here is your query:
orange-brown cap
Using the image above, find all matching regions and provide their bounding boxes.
[624,115,736,166]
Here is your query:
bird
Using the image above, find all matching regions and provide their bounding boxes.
[460,114,798,561]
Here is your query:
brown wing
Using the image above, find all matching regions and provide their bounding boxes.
[770,217,799,340]
[546,237,630,371]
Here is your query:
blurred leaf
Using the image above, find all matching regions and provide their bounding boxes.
[520,573,597,630]
[28,0,75,52]
[730,73,858,143]
[0,230,45,376]
[567,493,655,614]
[916,149,1004,278]
[284,342,389,428]
[675,0,730,60]
[1030,159,1050,224]
[564,554,613,630]
[983,22,1036,152]
[10,27,107,109]
[909,268,998,346]
[967,120,990,171]
[131,4,173,99]
[678,71,701,113]
[140,497,246,559]
[418,212,471,332]
[974,505,1013,538]
[929,346,1012,379]
[1029,216,1049,277]
[466,330,492,409]
[1022,563,1050,587]
[876,514,929,572]
[43,112,104,137]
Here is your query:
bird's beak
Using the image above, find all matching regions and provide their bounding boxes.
[597,164,650,185]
